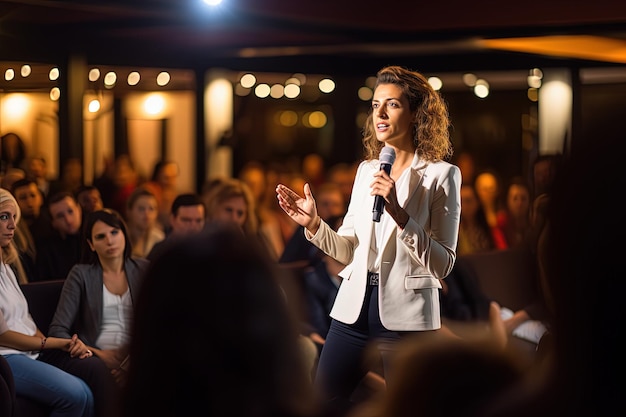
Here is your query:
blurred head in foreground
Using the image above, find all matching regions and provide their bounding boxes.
[123,222,317,417]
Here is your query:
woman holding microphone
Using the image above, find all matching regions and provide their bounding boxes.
[276,65,461,414]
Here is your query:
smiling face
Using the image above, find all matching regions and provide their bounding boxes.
[372,83,414,147]
[87,219,126,260]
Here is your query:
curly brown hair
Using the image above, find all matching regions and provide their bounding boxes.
[362,66,453,162]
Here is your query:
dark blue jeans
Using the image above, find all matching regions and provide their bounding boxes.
[314,285,410,412]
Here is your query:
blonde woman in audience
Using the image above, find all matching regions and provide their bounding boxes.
[125,187,165,258]
[202,177,268,252]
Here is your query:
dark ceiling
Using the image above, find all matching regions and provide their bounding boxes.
[1,0,626,77]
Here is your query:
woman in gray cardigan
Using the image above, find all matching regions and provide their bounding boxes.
[40,209,149,417]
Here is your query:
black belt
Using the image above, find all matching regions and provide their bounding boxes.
[368,271,379,286]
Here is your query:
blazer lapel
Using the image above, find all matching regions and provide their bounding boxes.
[404,155,428,208]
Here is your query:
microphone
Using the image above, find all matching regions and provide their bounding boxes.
[372,146,396,222]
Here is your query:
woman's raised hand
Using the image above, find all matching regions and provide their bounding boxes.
[276,183,319,232]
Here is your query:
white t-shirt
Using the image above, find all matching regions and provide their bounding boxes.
[0,263,38,358]
[95,284,132,350]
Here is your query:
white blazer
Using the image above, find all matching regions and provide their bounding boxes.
[308,154,461,331]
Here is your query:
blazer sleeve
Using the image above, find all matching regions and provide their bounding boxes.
[306,161,369,265]
[47,265,87,340]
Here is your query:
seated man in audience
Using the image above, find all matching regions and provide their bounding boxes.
[11,178,54,245]
[146,193,205,261]
[75,184,104,216]
[34,191,83,281]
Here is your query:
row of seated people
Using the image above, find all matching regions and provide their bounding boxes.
[6,169,296,284]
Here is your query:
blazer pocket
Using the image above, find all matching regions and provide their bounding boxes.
[405,275,442,290]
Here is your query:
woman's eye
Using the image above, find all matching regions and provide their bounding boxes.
[0,214,10,221]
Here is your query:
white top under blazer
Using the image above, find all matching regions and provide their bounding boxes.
[307,153,461,331]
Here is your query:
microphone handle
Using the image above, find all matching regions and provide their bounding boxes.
[372,163,392,222]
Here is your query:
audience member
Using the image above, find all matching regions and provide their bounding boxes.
[125,187,164,258]
[202,178,320,374]
[314,182,347,222]
[145,193,205,262]
[34,191,83,281]
[108,154,142,216]
[499,181,551,346]
[9,179,50,280]
[473,170,507,249]
[456,184,496,255]
[92,156,116,208]
[25,154,52,201]
[10,178,54,245]
[203,177,256,234]
[0,187,94,417]
[122,223,318,417]
[142,160,180,233]
[40,209,149,417]
[529,153,562,200]
[203,176,281,257]
[498,176,532,249]
[0,132,26,175]
[75,185,105,216]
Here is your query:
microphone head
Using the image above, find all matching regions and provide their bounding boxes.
[379,146,396,165]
